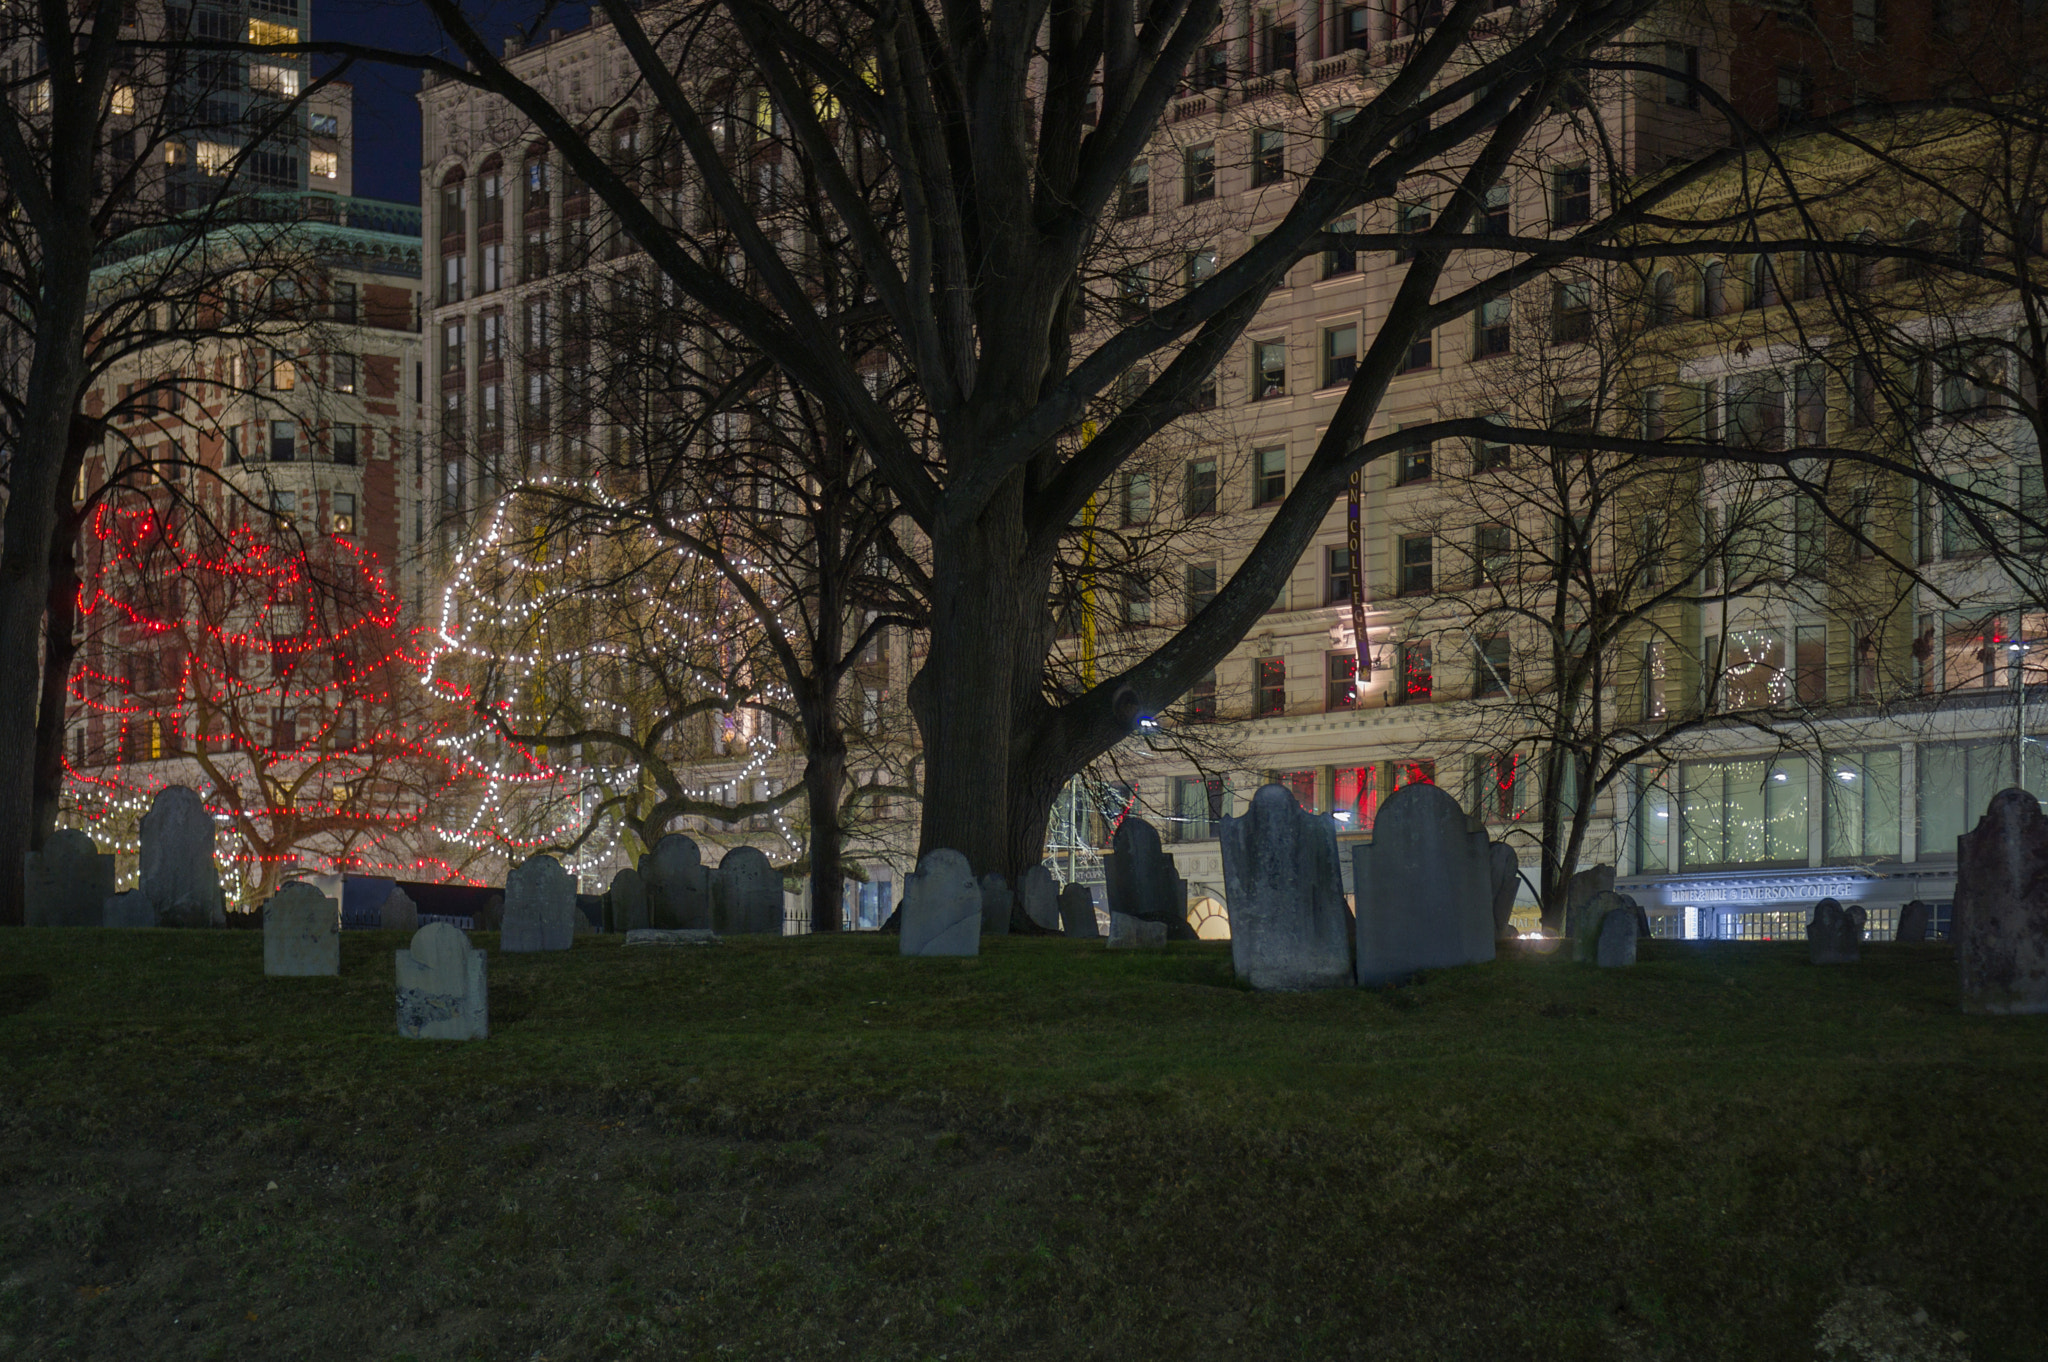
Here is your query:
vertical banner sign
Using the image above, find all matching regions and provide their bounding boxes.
[1347,470,1370,683]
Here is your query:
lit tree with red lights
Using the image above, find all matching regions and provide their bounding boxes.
[64,503,537,905]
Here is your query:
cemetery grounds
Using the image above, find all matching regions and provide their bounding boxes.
[0,930,2043,1361]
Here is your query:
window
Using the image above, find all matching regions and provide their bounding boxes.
[331,491,356,535]
[1794,623,1827,705]
[1255,657,1286,717]
[249,63,301,98]
[1121,471,1153,524]
[1186,247,1218,288]
[1825,749,1901,859]
[1475,297,1511,356]
[1700,260,1727,317]
[1473,636,1511,696]
[269,489,296,522]
[1395,759,1436,791]
[1253,339,1287,399]
[1749,255,1782,310]
[1338,4,1372,51]
[1664,44,1700,108]
[1190,41,1230,90]
[525,154,551,213]
[1395,200,1431,262]
[1632,766,1673,873]
[1404,327,1432,372]
[1681,758,1809,866]
[1121,574,1152,627]
[1326,546,1353,605]
[1255,446,1286,505]
[1852,622,1882,698]
[1853,0,1884,43]
[268,420,295,462]
[1172,776,1218,842]
[1399,534,1433,593]
[440,253,465,304]
[1116,267,1151,321]
[331,282,356,323]
[441,320,465,374]
[330,423,357,466]
[1185,671,1218,723]
[308,112,338,138]
[1649,270,1679,327]
[1324,217,1357,278]
[270,350,296,391]
[1397,640,1432,703]
[1850,358,1877,428]
[1475,524,1510,584]
[1776,68,1811,125]
[1326,652,1359,710]
[1551,164,1591,227]
[2020,462,2048,549]
[1473,752,1524,822]
[1474,417,1511,471]
[1552,279,1592,343]
[1251,128,1285,186]
[1261,18,1297,72]
[1184,458,1217,516]
[1728,371,1786,450]
[1183,144,1215,203]
[481,243,505,292]
[479,383,501,434]
[1794,364,1826,445]
[1322,324,1358,387]
[478,166,503,226]
[523,296,551,351]
[1939,347,1998,419]
[311,149,338,180]
[1718,628,1787,709]
[271,707,297,751]
[479,312,503,364]
[1478,181,1510,235]
[1119,161,1150,217]
[1335,764,1379,830]
[1396,436,1432,485]
[1641,640,1669,719]
[523,230,551,281]
[1184,562,1218,619]
[1919,738,2048,859]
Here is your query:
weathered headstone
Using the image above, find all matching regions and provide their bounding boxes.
[1108,912,1168,948]
[1218,784,1353,991]
[1105,817,1195,939]
[262,881,340,976]
[900,849,980,957]
[1574,890,1639,963]
[473,892,504,933]
[641,834,711,930]
[1019,864,1061,933]
[608,867,648,933]
[500,855,576,952]
[1353,783,1496,986]
[103,889,153,928]
[1895,899,1930,944]
[1955,788,2048,1014]
[1059,883,1101,939]
[625,928,719,946]
[379,886,419,933]
[715,846,783,934]
[1560,863,1616,939]
[395,922,488,1040]
[1807,898,1866,965]
[1488,840,1519,940]
[978,872,1014,936]
[139,786,225,927]
[1595,904,1637,968]
[24,829,115,927]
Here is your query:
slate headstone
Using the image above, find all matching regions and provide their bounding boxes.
[1574,890,1638,963]
[24,829,115,928]
[500,855,576,952]
[1108,912,1167,948]
[1353,783,1496,986]
[1807,897,1865,964]
[473,892,504,933]
[1560,863,1616,939]
[715,846,783,934]
[641,834,711,930]
[1218,783,1354,991]
[608,866,648,933]
[379,886,419,933]
[1059,882,1101,939]
[103,889,154,928]
[1019,864,1061,932]
[139,786,226,927]
[1595,904,1637,968]
[978,872,1014,937]
[900,849,980,957]
[1488,840,1519,940]
[262,881,340,976]
[1105,817,1195,940]
[1954,788,2048,1014]
[395,922,488,1040]
[1895,899,1930,944]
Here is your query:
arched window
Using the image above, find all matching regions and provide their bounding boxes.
[1650,269,1679,327]
[612,108,641,165]
[1850,231,1879,292]
[1749,254,1780,309]
[1700,260,1726,317]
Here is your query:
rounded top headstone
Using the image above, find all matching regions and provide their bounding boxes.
[1112,816,1163,859]
[1986,787,2043,821]
[1249,782,1301,816]
[409,920,472,966]
[45,827,97,858]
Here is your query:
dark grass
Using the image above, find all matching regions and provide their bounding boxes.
[0,928,2043,1360]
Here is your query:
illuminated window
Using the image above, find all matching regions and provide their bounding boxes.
[196,141,238,176]
[1254,657,1286,716]
[311,149,338,179]
[1680,758,1807,866]
[110,85,136,116]
[248,19,301,44]
[1334,765,1378,830]
[249,64,302,99]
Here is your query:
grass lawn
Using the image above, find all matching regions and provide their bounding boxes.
[0,928,2042,1361]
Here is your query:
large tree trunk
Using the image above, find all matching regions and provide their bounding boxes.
[30,504,83,847]
[804,733,847,933]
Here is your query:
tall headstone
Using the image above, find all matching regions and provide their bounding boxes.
[262,881,340,976]
[1218,784,1354,991]
[1353,783,1496,987]
[608,866,648,933]
[474,892,504,933]
[103,889,153,928]
[1488,840,1519,939]
[1108,912,1168,948]
[1954,788,2048,1014]
[24,829,115,927]
[139,786,225,927]
[1895,899,1930,944]
[396,922,488,1040]
[1105,817,1195,940]
[1560,863,1617,939]
[1595,904,1638,968]
[641,834,711,930]
[1059,883,1101,939]
[715,846,783,934]
[1574,890,1639,963]
[1019,864,1062,932]
[900,849,981,957]
[1807,898,1866,965]
[379,887,419,933]
[978,873,1014,937]
[500,855,576,952]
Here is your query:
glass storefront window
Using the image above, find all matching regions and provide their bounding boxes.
[1918,738,2048,858]
[1824,748,1902,860]
[1681,757,1807,867]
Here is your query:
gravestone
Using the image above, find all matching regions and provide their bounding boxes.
[1807,898,1866,964]
[1105,817,1195,939]
[24,829,115,928]
[473,892,504,932]
[1896,899,1930,944]
[139,786,225,927]
[395,922,488,1040]
[379,887,419,933]
[608,867,648,933]
[979,873,1014,936]
[500,855,577,952]
[1488,840,1519,940]
[1108,912,1167,948]
[715,846,783,934]
[1353,783,1496,986]
[641,834,711,930]
[900,849,980,957]
[1019,864,1062,933]
[103,889,153,928]
[1560,864,1616,939]
[262,881,339,976]
[1218,783,1354,991]
[1059,883,1101,939]
[1595,904,1638,968]
[1954,788,2048,1014]
[1574,891,1639,963]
